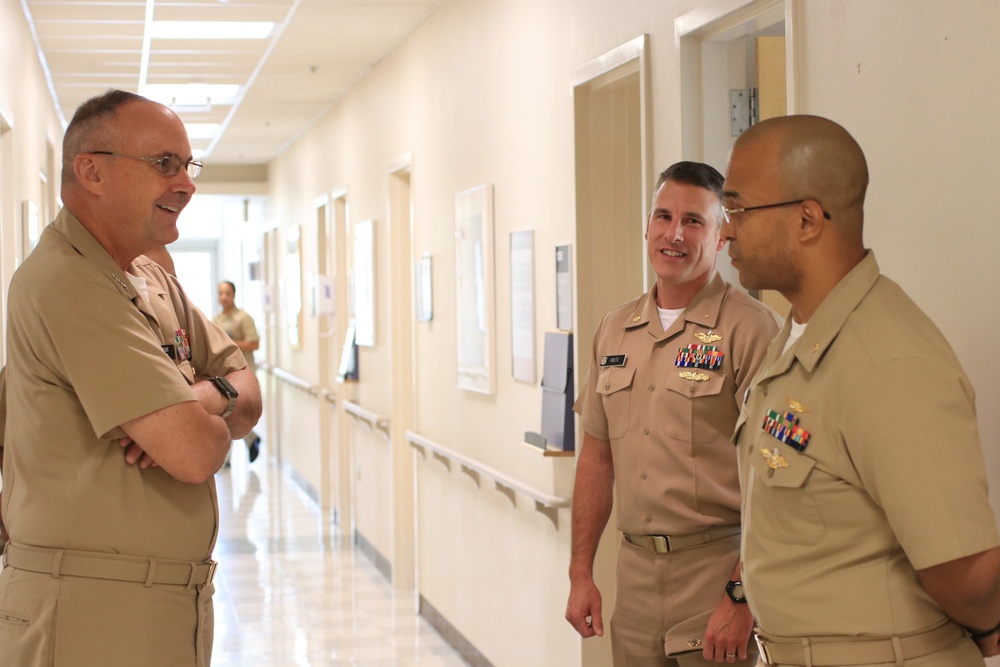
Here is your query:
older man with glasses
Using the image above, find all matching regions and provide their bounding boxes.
[0,89,261,666]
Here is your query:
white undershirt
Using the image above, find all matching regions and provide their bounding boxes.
[781,319,808,356]
[657,306,685,332]
[127,272,148,303]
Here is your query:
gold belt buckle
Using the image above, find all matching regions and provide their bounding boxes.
[755,635,774,665]
[650,535,670,553]
[205,560,218,585]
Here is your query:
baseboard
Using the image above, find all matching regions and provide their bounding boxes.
[419,594,494,667]
[354,529,392,581]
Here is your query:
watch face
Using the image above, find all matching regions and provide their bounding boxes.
[727,580,746,602]
[212,376,238,398]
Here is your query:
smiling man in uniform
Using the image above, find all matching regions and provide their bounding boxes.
[566,161,778,666]
[0,90,261,666]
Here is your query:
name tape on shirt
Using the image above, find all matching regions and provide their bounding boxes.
[600,354,627,367]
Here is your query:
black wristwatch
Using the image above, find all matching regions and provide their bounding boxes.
[209,376,239,419]
[726,580,747,604]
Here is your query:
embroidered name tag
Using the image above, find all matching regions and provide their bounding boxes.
[762,409,811,452]
[600,354,627,367]
[675,344,723,371]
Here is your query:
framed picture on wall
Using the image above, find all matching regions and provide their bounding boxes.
[454,184,495,394]
[353,219,376,346]
[415,254,433,322]
[509,229,535,383]
[20,200,40,263]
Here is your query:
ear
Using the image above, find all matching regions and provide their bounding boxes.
[796,199,828,243]
[73,154,104,196]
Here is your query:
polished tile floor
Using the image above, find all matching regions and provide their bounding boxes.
[211,452,469,666]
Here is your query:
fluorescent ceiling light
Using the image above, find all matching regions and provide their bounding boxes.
[184,123,221,140]
[141,84,239,107]
[151,21,273,40]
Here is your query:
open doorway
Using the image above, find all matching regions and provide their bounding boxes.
[679,0,791,317]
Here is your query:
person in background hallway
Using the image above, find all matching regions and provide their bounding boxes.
[722,114,1000,666]
[566,161,779,666]
[214,280,262,463]
[0,89,262,667]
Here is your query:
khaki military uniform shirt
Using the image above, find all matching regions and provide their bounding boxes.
[577,272,778,536]
[2,208,245,562]
[214,307,259,372]
[736,251,999,641]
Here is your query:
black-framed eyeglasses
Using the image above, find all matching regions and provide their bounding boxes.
[722,199,830,224]
[89,151,203,180]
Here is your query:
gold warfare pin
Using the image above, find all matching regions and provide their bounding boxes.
[679,371,710,382]
[786,397,809,413]
[694,331,722,344]
[761,447,789,470]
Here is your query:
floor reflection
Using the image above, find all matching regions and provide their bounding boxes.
[212,455,468,666]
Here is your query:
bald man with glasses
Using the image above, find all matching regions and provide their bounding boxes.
[0,89,261,666]
[723,115,1000,666]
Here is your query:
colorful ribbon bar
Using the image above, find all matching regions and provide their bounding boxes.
[675,343,724,371]
[762,409,811,451]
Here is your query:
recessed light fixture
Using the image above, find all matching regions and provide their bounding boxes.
[141,84,240,107]
[183,123,222,140]
[151,21,274,40]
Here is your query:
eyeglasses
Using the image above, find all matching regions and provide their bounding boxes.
[89,151,203,180]
[722,199,830,224]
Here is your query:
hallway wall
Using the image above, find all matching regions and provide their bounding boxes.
[3,0,1000,665]
[266,1,1000,666]
[0,0,65,365]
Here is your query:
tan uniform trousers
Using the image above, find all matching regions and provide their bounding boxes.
[0,550,215,666]
[612,532,758,667]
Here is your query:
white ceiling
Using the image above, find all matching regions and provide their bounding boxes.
[22,0,445,165]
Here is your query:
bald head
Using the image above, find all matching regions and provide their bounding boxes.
[735,115,868,230]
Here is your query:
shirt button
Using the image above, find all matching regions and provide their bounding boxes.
[641,472,648,480]
[748,444,754,454]
[644,428,650,435]
[645,516,652,524]
[605,383,611,390]
[688,385,695,395]
[762,386,768,396]
[648,385,655,392]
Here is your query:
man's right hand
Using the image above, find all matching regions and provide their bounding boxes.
[566,578,604,638]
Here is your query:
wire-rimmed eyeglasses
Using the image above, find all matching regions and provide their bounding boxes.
[722,199,830,224]
[89,151,203,180]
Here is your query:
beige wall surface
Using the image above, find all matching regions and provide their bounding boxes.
[5,0,1000,665]
[0,0,65,364]
[269,1,1000,665]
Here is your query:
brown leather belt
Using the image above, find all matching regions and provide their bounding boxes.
[3,542,217,588]
[622,524,741,554]
[755,620,966,666]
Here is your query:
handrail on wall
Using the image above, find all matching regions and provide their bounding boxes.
[320,388,337,406]
[405,430,572,510]
[342,399,390,436]
[268,365,319,396]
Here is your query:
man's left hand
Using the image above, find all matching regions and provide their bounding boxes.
[702,597,754,663]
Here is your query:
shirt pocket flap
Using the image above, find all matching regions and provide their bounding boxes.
[597,367,635,396]
[749,446,816,488]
